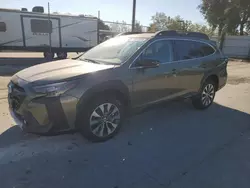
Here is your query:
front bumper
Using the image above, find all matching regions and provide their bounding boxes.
[8,81,79,134]
[9,108,25,130]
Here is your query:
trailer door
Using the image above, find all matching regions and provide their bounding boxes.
[21,15,60,48]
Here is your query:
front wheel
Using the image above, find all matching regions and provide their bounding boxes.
[77,96,124,142]
[192,80,216,110]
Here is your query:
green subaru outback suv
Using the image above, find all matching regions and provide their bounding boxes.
[8,30,228,142]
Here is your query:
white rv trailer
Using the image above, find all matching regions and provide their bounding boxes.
[0,7,99,59]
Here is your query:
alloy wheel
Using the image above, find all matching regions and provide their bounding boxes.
[201,84,215,106]
[89,103,120,137]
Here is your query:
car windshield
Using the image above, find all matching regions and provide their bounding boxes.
[79,36,148,65]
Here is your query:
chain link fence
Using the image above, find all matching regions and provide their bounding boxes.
[99,21,149,43]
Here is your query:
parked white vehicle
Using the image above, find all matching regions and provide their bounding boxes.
[0,7,98,59]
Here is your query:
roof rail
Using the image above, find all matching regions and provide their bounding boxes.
[155,30,209,40]
[155,30,178,36]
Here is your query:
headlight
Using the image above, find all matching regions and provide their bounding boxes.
[33,81,77,97]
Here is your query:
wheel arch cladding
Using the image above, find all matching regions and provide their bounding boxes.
[201,74,219,91]
[76,80,130,111]
[206,74,219,91]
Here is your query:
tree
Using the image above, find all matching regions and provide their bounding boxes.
[148,12,214,36]
[198,0,250,36]
[98,20,110,30]
[198,0,229,35]
[237,0,250,35]
[134,21,143,32]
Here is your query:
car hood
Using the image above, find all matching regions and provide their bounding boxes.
[14,59,115,84]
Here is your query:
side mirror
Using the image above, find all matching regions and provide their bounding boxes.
[136,59,160,69]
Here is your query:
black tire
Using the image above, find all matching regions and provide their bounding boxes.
[57,52,67,59]
[77,96,124,142]
[43,52,55,60]
[192,79,216,110]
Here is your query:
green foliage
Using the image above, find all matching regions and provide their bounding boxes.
[134,21,143,32]
[98,20,110,30]
[198,0,250,35]
[148,12,214,36]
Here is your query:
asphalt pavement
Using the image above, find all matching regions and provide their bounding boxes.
[0,53,250,188]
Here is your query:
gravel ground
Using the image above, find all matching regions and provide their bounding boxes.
[0,55,250,188]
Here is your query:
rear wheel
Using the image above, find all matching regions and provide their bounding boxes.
[192,79,216,110]
[77,96,124,142]
[56,52,67,59]
[43,52,55,60]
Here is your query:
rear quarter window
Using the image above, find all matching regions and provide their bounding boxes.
[198,42,215,56]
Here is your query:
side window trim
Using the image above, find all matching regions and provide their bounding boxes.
[172,39,216,63]
[172,40,179,61]
[129,38,216,69]
[129,38,174,69]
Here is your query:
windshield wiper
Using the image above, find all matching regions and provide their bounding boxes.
[81,58,101,64]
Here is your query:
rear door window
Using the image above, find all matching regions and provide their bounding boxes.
[174,40,215,61]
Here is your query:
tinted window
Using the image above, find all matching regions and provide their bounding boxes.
[31,19,52,33]
[174,40,215,61]
[0,22,6,32]
[199,43,215,56]
[141,40,173,63]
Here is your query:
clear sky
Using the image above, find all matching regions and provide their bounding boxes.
[2,0,205,26]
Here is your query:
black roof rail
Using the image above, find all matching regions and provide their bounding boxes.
[155,30,209,40]
[155,30,178,36]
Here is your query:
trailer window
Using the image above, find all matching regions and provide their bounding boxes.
[0,22,6,32]
[30,19,52,34]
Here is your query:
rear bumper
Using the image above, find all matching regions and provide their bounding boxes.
[218,67,228,90]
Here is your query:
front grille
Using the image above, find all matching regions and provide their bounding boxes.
[8,82,26,111]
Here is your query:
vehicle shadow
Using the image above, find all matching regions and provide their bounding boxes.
[1,101,250,188]
[0,100,249,150]
[0,126,39,148]
[120,100,250,140]
[0,57,63,76]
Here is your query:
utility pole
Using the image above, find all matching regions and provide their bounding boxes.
[48,2,52,53]
[98,10,100,19]
[97,10,100,44]
[131,0,136,32]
